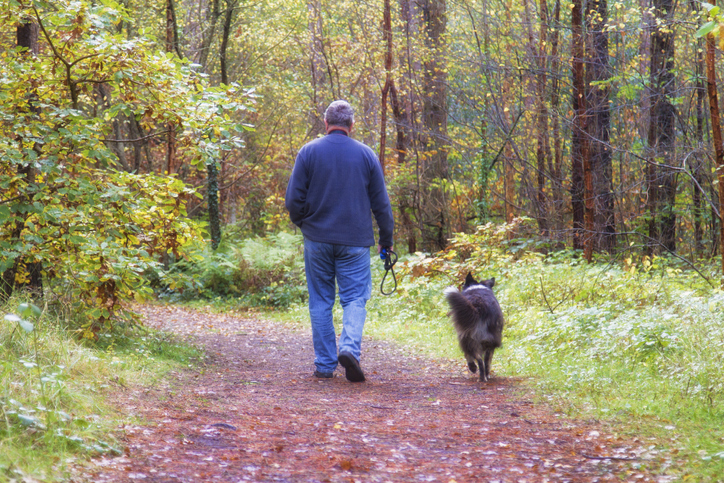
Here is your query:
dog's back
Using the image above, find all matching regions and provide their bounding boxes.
[444,273,504,381]
[445,284,503,349]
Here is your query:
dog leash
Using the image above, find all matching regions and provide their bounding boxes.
[379,247,398,295]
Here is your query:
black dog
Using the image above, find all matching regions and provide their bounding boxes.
[444,273,504,382]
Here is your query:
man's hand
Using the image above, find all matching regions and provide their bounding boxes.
[378,245,393,260]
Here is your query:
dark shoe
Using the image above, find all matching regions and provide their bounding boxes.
[314,370,334,379]
[338,351,365,382]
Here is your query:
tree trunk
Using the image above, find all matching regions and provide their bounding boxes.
[694,25,705,256]
[307,0,328,136]
[208,161,222,250]
[647,0,677,253]
[638,0,652,142]
[165,0,180,175]
[166,0,182,58]
[689,0,705,256]
[398,0,420,164]
[549,0,564,238]
[397,0,422,253]
[571,0,591,256]
[420,0,449,251]
[463,0,492,222]
[220,0,236,85]
[534,0,550,236]
[703,1,724,281]
[379,0,395,174]
[503,78,516,227]
[586,0,615,252]
[197,0,222,72]
[2,20,43,300]
[379,0,406,173]
[18,20,41,290]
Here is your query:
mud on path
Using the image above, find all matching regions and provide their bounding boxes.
[80,305,664,482]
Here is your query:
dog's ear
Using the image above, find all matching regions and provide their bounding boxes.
[482,277,496,289]
[464,272,477,287]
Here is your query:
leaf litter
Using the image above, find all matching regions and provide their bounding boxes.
[74,304,673,482]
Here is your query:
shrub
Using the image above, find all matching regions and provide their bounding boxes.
[161,231,306,307]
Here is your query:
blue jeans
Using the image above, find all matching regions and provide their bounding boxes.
[303,239,372,373]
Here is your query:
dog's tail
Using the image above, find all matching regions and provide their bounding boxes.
[443,287,479,332]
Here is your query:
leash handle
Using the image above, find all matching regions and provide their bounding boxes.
[380,247,398,295]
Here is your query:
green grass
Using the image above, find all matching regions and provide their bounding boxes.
[0,297,203,481]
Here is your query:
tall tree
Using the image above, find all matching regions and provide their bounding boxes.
[571,0,592,257]
[2,18,42,299]
[702,0,724,278]
[549,0,564,237]
[165,0,180,175]
[534,0,550,236]
[396,0,423,253]
[379,0,404,174]
[691,0,706,256]
[647,0,677,252]
[219,0,238,85]
[307,0,330,135]
[166,0,182,58]
[586,0,615,252]
[420,0,449,250]
[196,0,222,71]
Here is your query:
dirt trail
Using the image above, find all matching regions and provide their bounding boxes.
[79,305,665,482]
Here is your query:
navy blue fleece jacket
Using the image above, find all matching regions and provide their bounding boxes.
[285,131,394,247]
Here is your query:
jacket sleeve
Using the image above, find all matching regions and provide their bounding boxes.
[368,158,394,247]
[285,153,307,228]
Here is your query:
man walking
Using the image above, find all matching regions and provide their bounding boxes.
[285,100,394,382]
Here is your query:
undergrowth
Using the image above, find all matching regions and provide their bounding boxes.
[159,229,306,308]
[0,297,203,481]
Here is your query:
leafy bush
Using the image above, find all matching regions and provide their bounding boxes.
[162,231,307,307]
[1,0,251,338]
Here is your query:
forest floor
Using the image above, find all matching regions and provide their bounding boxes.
[73,305,672,482]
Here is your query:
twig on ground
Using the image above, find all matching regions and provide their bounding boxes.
[581,453,638,461]
[540,276,555,314]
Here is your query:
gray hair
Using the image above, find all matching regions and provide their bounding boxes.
[324,100,354,128]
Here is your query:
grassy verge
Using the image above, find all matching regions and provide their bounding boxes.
[0,297,203,482]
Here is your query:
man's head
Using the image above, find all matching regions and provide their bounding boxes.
[324,100,354,132]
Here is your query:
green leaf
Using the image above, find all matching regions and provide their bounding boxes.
[17,414,39,427]
[0,205,10,223]
[696,21,717,38]
[30,304,42,317]
[18,303,31,317]
[18,319,34,333]
[74,418,90,429]
[4,314,21,323]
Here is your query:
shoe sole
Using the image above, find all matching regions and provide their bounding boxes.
[338,353,365,382]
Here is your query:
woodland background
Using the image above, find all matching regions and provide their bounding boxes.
[3,1,724,479]
[3,0,724,320]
